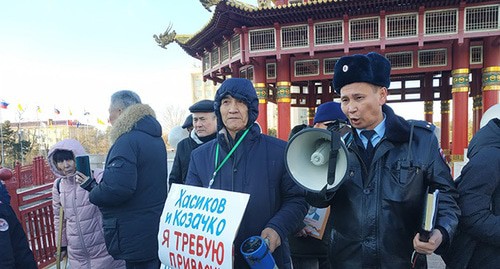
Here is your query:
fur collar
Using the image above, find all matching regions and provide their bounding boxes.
[110,104,156,143]
[382,104,411,143]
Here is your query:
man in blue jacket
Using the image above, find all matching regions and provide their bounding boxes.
[186,78,308,269]
[80,90,168,269]
[0,178,37,269]
[307,52,459,268]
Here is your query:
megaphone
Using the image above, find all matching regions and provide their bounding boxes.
[285,128,349,193]
[240,236,278,269]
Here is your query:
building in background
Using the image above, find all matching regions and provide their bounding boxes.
[4,119,108,164]
[170,0,499,164]
[191,68,218,102]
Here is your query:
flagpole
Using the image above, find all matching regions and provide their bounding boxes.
[36,106,43,156]
[0,109,4,167]
[16,105,25,166]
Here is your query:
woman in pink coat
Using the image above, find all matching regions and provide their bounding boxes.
[50,139,125,269]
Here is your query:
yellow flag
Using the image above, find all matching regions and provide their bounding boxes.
[17,103,24,111]
[97,118,106,125]
[37,106,42,113]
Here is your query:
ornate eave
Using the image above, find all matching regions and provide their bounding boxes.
[176,0,487,57]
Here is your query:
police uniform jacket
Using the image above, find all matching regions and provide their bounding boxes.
[309,104,459,269]
[0,182,37,268]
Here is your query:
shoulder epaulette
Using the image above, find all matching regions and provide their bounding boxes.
[408,120,435,132]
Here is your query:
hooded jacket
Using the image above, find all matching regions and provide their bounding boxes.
[49,139,125,269]
[453,118,500,268]
[186,78,308,269]
[308,104,459,269]
[85,104,168,262]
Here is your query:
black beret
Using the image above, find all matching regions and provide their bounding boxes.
[333,52,391,94]
[181,114,193,129]
[189,99,215,113]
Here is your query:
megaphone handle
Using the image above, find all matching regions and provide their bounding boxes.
[327,131,340,186]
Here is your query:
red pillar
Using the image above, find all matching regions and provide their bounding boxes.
[440,72,452,159]
[307,81,316,126]
[440,100,451,161]
[470,69,482,135]
[423,73,434,123]
[482,36,500,112]
[451,40,470,162]
[276,54,291,140]
[253,57,268,134]
[424,101,433,123]
[308,107,315,126]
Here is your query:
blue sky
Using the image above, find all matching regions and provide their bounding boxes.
[0,0,248,125]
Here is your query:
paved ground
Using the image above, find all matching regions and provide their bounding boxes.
[44,255,446,269]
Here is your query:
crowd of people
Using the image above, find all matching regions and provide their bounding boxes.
[1,52,498,269]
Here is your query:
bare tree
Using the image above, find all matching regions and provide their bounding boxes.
[159,104,189,135]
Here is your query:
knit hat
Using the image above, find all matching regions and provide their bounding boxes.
[313,101,347,124]
[333,52,391,94]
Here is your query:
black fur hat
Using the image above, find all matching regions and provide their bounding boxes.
[333,52,391,94]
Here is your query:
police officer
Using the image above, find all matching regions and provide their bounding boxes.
[307,52,459,269]
[0,178,37,269]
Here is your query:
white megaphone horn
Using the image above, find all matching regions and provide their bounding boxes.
[285,128,349,193]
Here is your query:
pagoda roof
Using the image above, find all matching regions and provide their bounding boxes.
[176,0,487,57]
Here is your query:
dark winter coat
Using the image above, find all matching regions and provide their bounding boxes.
[85,104,168,262]
[168,131,216,187]
[449,118,500,268]
[186,78,308,269]
[168,135,199,187]
[0,182,37,269]
[308,104,460,269]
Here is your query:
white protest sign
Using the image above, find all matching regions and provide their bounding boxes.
[158,183,250,269]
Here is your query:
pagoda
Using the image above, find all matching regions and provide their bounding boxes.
[172,0,500,162]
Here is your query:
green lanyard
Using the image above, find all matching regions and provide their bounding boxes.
[208,125,252,189]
